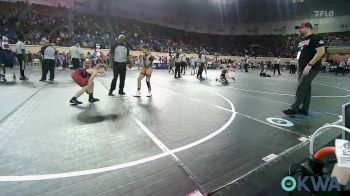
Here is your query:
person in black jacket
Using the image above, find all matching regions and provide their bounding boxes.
[0,44,16,81]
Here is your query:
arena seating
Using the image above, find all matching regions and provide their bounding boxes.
[1,1,349,57]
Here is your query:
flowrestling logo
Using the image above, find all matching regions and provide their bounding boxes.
[314,11,334,18]
[281,176,341,192]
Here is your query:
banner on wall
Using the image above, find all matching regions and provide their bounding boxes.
[28,0,58,7]
[27,0,86,8]
[327,53,350,64]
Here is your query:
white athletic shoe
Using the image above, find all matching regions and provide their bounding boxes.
[147,91,152,97]
[135,90,141,97]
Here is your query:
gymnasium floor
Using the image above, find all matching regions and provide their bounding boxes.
[0,66,348,196]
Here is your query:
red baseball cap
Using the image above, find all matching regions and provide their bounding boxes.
[295,22,313,30]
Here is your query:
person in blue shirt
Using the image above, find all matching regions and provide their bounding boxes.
[0,44,16,81]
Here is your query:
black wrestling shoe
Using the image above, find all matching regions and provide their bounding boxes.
[1,76,7,82]
[20,76,28,80]
[119,91,126,95]
[108,92,115,96]
[89,97,100,103]
[298,110,309,116]
[283,109,297,116]
[39,79,46,82]
[70,98,82,105]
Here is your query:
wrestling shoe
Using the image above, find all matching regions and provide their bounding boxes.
[89,97,100,103]
[70,98,82,105]
[283,109,297,116]
[135,90,141,97]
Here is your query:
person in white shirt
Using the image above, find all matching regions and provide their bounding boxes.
[180,53,187,74]
[174,49,182,78]
[40,40,57,81]
[134,57,140,70]
[69,42,84,70]
[58,53,65,69]
[190,57,196,75]
[139,55,144,70]
[273,56,281,76]
[197,49,206,79]
[168,54,175,74]
[204,56,209,78]
[244,56,249,72]
[15,34,28,80]
[154,55,160,68]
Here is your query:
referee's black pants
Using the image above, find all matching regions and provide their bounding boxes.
[110,62,126,93]
[72,58,80,70]
[175,62,181,78]
[244,64,248,72]
[291,70,319,111]
[290,65,296,74]
[16,54,25,77]
[273,64,281,75]
[41,59,56,80]
[197,63,204,78]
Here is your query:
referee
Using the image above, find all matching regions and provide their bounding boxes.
[272,56,281,76]
[15,34,28,80]
[109,35,130,96]
[40,40,57,81]
[197,49,205,79]
[174,49,182,78]
[69,42,83,70]
[283,22,325,116]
